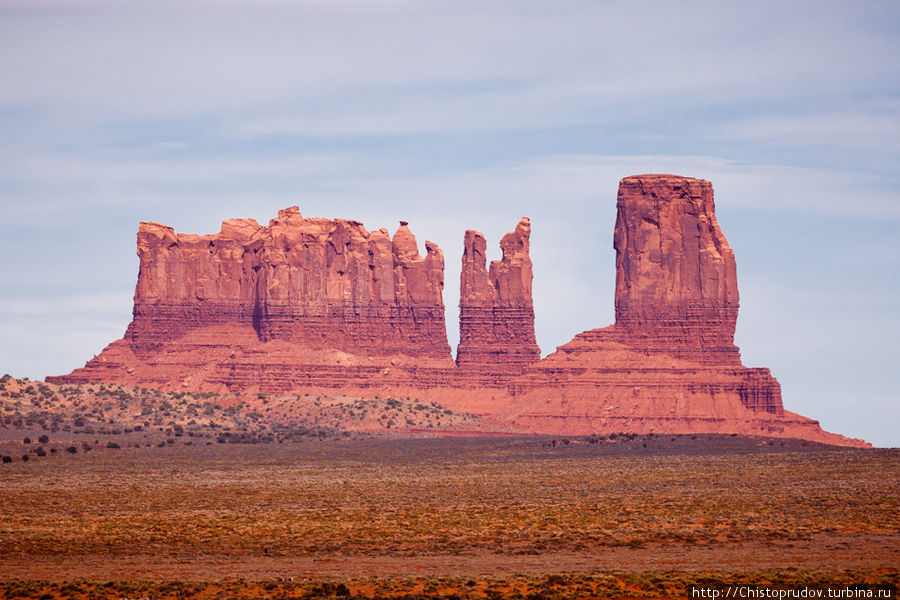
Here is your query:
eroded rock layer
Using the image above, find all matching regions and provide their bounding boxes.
[613,174,740,366]
[48,177,866,447]
[125,207,450,359]
[505,175,783,418]
[456,217,541,381]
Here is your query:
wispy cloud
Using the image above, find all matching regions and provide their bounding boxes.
[6,149,898,221]
[3,1,897,132]
[0,291,133,316]
[711,99,900,169]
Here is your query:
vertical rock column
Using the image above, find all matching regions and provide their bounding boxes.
[456,217,541,378]
[612,174,782,413]
[613,174,742,366]
[388,221,452,358]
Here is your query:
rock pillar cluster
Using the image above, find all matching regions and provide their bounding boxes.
[52,174,830,438]
[456,218,541,378]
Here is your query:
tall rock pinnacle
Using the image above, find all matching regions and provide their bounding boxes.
[613,174,741,365]
[456,217,541,378]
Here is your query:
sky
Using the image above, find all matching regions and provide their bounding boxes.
[0,0,897,446]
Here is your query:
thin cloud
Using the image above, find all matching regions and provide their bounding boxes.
[712,100,900,151]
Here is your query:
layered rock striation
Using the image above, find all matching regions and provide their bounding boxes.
[505,175,783,422]
[127,207,450,358]
[456,217,541,381]
[613,175,740,366]
[48,175,864,446]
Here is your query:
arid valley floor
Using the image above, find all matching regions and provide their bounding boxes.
[0,378,897,599]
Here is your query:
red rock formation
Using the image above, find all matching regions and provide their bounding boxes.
[503,175,784,422]
[48,180,866,447]
[117,207,451,359]
[456,218,541,380]
[611,174,741,365]
[126,218,261,351]
[249,210,449,357]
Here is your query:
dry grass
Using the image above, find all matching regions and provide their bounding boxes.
[2,440,898,557]
[0,436,898,598]
[0,569,897,600]
[1,373,897,598]
[0,375,479,445]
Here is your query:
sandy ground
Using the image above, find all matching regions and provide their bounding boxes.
[2,532,897,581]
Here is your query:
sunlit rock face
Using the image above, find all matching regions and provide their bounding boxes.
[127,208,451,359]
[456,217,541,383]
[50,177,867,447]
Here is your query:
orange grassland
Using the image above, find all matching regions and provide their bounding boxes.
[0,432,897,599]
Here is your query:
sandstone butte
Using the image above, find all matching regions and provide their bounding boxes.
[48,174,868,447]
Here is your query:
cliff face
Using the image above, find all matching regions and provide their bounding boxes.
[127,207,450,358]
[613,175,740,365]
[456,217,541,379]
[506,175,783,419]
[614,175,781,412]
[48,176,864,447]
[127,218,260,349]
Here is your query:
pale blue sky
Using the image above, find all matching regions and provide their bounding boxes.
[1,0,897,446]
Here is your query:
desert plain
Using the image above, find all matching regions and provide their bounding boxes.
[1,379,897,600]
[1,176,895,598]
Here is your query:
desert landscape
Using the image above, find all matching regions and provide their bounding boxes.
[1,408,897,598]
[3,3,899,598]
[1,175,897,599]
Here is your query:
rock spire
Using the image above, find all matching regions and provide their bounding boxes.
[456,217,541,378]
